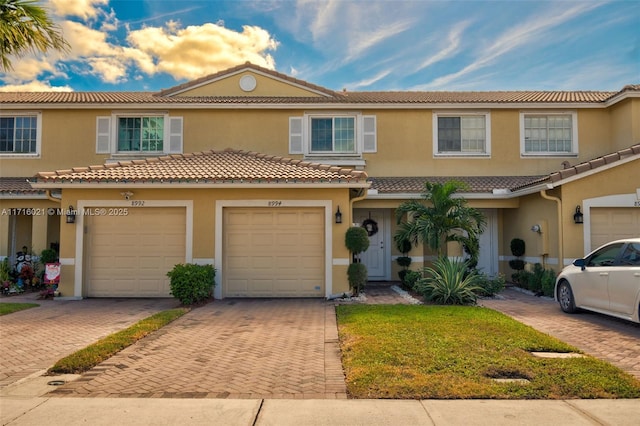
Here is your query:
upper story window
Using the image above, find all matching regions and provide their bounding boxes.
[289,114,376,161]
[432,112,491,157]
[96,114,182,156]
[520,112,577,156]
[310,117,355,153]
[118,116,164,152]
[0,113,41,156]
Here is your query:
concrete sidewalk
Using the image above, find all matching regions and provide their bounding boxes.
[2,394,639,425]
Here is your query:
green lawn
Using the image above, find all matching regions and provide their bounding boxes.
[0,302,39,315]
[337,304,640,399]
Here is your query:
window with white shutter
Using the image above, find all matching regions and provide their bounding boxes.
[96,116,111,153]
[289,117,303,154]
[168,117,183,153]
[362,115,377,153]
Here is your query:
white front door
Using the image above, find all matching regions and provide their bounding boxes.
[354,210,388,280]
[476,209,498,276]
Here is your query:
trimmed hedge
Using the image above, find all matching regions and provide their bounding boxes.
[167,263,216,305]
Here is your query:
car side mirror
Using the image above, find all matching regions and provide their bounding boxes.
[573,258,586,271]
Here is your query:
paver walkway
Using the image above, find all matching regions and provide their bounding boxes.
[48,299,347,399]
[480,287,640,380]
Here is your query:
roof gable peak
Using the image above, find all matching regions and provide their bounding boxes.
[155,62,338,98]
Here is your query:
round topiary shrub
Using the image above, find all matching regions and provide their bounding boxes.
[345,226,370,255]
[510,238,526,258]
[166,263,216,305]
[347,263,368,295]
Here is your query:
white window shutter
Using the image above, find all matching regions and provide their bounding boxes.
[289,117,303,154]
[363,115,377,153]
[96,116,111,153]
[168,117,183,153]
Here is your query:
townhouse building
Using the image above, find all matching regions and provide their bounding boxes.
[1,63,638,299]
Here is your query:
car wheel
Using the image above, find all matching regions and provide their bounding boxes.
[557,280,577,313]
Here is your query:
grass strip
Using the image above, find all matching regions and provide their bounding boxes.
[337,304,640,399]
[0,302,39,315]
[48,308,189,374]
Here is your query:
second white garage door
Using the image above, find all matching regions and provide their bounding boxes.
[84,207,186,297]
[223,207,325,297]
[590,207,640,250]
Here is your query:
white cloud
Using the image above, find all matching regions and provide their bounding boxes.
[48,0,108,20]
[417,21,470,71]
[126,22,278,80]
[2,2,280,89]
[0,81,73,92]
[347,69,391,90]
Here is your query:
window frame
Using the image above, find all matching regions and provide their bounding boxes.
[115,113,167,154]
[0,112,42,158]
[432,111,491,157]
[519,111,578,157]
[304,113,359,157]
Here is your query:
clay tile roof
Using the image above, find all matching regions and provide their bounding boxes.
[0,89,622,105]
[0,177,46,195]
[33,149,369,185]
[369,176,544,194]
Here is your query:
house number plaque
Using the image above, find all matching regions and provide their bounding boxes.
[268,201,283,207]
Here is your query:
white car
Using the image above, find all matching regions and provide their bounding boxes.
[555,238,640,323]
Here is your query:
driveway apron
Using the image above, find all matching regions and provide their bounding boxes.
[47,299,347,399]
[480,288,640,380]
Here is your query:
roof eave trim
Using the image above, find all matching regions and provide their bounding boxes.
[543,153,639,189]
[29,182,371,190]
[0,193,48,199]
[604,90,640,107]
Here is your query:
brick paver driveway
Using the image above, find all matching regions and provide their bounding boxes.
[0,295,179,388]
[48,299,346,399]
[480,288,640,380]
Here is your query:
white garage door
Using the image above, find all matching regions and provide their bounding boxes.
[223,207,325,297]
[85,208,186,297]
[590,207,640,250]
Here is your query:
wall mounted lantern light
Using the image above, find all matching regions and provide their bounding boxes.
[335,206,342,224]
[531,224,541,233]
[573,206,584,224]
[66,205,76,224]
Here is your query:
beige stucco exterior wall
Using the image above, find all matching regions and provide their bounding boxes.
[609,98,640,151]
[500,192,558,275]
[2,103,637,179]
[53,186,353,298]
[0,109,112,176]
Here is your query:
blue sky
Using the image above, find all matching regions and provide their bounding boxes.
[1,0,638,92]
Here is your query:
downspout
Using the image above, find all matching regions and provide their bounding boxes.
[540,189,563,270]
[349,188,368,225]
[46,190,62,204]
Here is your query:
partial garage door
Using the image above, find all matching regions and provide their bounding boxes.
[85,208,186,297]
[223,207,325,297]
[590,207,640,250]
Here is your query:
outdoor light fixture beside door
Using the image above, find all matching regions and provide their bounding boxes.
[335,206,342,224]
[66,205,76,224]
[573,206,584,224]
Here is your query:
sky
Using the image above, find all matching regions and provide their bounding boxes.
[0,0,638,93]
